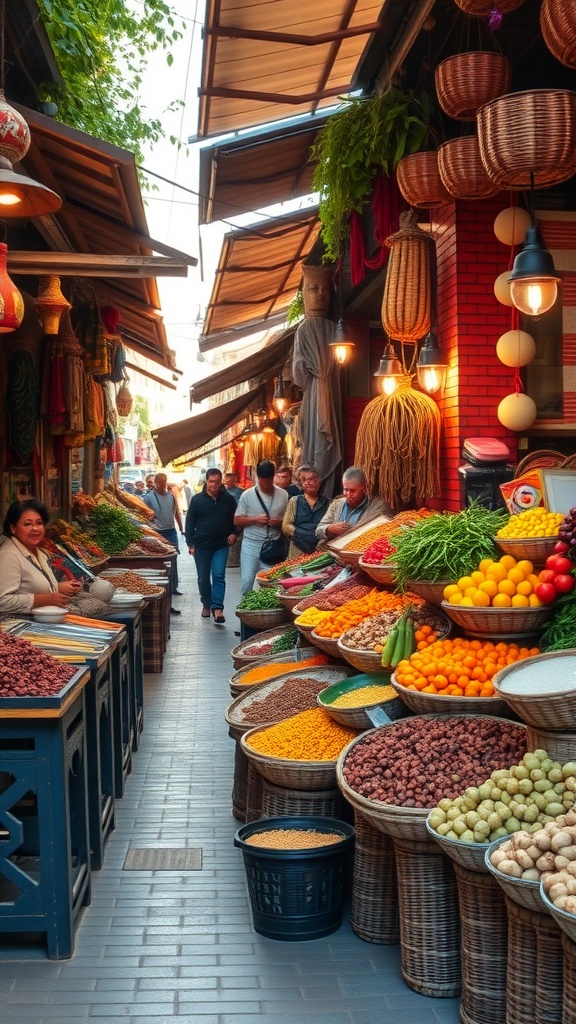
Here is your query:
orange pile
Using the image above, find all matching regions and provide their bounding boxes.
[394,636,540,697]
[314,589,420,638]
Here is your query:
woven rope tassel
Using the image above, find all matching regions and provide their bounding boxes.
[382,209,433,343]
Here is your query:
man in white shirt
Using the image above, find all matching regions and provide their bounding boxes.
[234,460,288,594]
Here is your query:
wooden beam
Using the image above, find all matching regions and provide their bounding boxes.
[204,22,383,46]
[8,252,191,277]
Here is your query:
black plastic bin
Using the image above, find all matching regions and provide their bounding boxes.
[234,815,355,941]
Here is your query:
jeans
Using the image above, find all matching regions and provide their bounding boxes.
[240,537,268,595]
[158,528,179,593]
[193,545,229,610]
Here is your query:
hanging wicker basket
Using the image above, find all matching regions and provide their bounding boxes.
[396,151,452,210]
[116,382,133,417]
[477,89,576,189]
[453,0,526,14]
[438,135,500,200]
[435,52,511,121]
[540,0,576,70]
[381,210,434,342]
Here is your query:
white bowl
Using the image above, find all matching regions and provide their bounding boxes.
[32,606,66,624]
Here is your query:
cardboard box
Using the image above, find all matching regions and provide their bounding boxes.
[499,470,545,515]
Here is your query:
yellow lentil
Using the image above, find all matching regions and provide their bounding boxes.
[244,829,343,849]
[245,707,357,760]
[294,607,331,627]
[331,684,396,708]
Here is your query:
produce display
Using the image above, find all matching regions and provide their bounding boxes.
[257,551,335,583]
[496,506,564,538]
[340,603,444,659]
[558,505,576,556]
[313,590,420,639]
[235,655,329,686]
[294,573,375,611]
[0,632,75,696]
[47,519,107,564]
[294,607,332,629]
[331,683,396,707]
[494,652,576,695]
[393,503,506,589]
[236,676,333,723]
[100,571,163,595]
[488,810,576,889]
[532,550,575,604]
[236,589,282,611]
[541,590,576,651]
[394,636,539,696]
[71,491,176,557]
[428,749,576,844]
[244,828,343,849]
[91,501,142,554]
[342,509,433,553]
[442,554,542,608]
[342,716,526,807]
[362,536,398,565]
[540,821,576,912]
[245,706,357,760]
[241,626,301,657]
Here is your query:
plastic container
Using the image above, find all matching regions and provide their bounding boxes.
[234,815,354,941]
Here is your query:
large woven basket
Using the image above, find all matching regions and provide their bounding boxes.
[540,886,576,943]
[541,0,576,70]
[405,578,451,606]
[526,725,576,765]
[228,647,334,696]
[336,638,383,674]
[454,0,526,12]
[226,665,354,734]
[441,600,553,638]
[425,815,490,872]
[396,151,452,209]
[493,534,559,564]
[435,51,511,121]
[309,629,344,658]
[438,135,500,200]
[390,674,510,718]
[235,605,290,629]
[477,89,576,189]
[240,728,344,791]
[326,544,362,568]
[484,835,545,912]
[275,587,307,611]
[231,626,311,669]
[492,651,576,730]
[358,557,397,587]
[254,570,281,589]
[319,674,408,730]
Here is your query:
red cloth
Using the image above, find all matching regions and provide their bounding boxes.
[348,173,405,286]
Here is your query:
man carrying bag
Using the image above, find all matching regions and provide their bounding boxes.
[234,460,288,594]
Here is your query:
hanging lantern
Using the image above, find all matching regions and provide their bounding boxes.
[493,207,531,246]
[496,330,536,368]
[0,93,61,218]
[497,392,537,431]
[382,209,434,342]
[116,381,133,417]
[0,90,30,164]
[0,242,24,332]
[494,272,514,306]
[36,276,72,335]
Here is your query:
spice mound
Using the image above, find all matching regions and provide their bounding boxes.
[244,829,344,849]
[103,571,163,595]
[245,707,357,760]
[238,677,332,723]
[0,633,75,697]
[237,655,328,686]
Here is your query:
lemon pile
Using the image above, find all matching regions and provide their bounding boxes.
[496,507,564,539]
[443,555,542,609]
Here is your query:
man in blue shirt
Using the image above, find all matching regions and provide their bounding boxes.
[142,472,184,613]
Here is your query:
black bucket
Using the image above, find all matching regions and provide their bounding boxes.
[234,815,355,941]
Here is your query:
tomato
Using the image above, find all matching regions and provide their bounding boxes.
[554,574,575,595]
[545,555,573,575]
[554,541,570,554]
[538,569,558,585]
[535,582,558,604]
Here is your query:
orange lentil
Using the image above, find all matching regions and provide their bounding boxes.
[245,707,357,760]
[314,590,422,638]
[238,655,329,686]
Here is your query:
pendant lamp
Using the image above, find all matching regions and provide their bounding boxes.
[0,241,23,331]
[328,318,355,365]
[374,342,404,396]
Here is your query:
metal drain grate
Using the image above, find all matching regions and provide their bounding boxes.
[123,848,202,871]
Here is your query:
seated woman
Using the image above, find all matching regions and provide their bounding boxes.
[0,499,81,616]
[282,467,330,560]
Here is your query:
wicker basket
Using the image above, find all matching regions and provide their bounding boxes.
[541,0,576,70]
[235,605,290,629]
[326,544,362,568]
[260,779,346,820]
[390,674,510,718]
[275,587,307,611]
[319,674,408,730]
[396,151,452,209]
[405,578,451,606]
[254,570,282,589]
[425,815,491,872]
[228,650,337,697]
[309,629,344,658]
[493,651,576,730]
[454,0,525,12]
[526,725,576,765]
[231,626,311,670]
[351,811,399,944]
[358,557,397,587]
[441,599,553,638]
[336,638,384,674]
[493,534,559,564]
[435,51,511,121]
[477,89,576,190]
[541,886,576,943]
[227,664,353,720]
[240,728,343,791]
[454,861,510,1024]
[484,835,545,912]
[438,134,500,200]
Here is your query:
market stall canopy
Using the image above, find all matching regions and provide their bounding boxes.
[198,115,326,225]
[11,105,196,372]
[190,326,295,404]
[197,0,386,139]
[152,387,261,466]
[200,207,318,352]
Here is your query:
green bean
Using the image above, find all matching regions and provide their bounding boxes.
[540,591,576,650]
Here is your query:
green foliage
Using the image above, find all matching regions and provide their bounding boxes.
[287,290,304,324]
[37,0,185,160]
[311,88,430,261]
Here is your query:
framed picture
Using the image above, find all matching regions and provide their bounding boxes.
[8,468,35,503]
[540,469,576,515]
[47,474,62,511]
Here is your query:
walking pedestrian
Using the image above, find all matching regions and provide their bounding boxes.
[142,472,184,614]
[234,459,288,594]
[185,468,238,624]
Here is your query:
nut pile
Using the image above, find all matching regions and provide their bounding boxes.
[340,602,442,650]
[104,571,164,595]
[343,716,526,808]
[238,676,330,723]
[0,633,75,697]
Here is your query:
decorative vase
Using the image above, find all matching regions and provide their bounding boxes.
[0,242,24,333]
[382,209,434,342]
[301,263,334,318]
[0,90,30,164]
[36,276,72,335]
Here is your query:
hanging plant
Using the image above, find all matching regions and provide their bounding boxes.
[287,289,304,324]
[311,87,429,262]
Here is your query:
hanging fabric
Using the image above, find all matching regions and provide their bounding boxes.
[6,349,40,463]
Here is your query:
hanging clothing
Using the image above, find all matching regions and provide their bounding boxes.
[292,317,343,497]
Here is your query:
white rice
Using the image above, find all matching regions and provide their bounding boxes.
[496,654,576,695]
